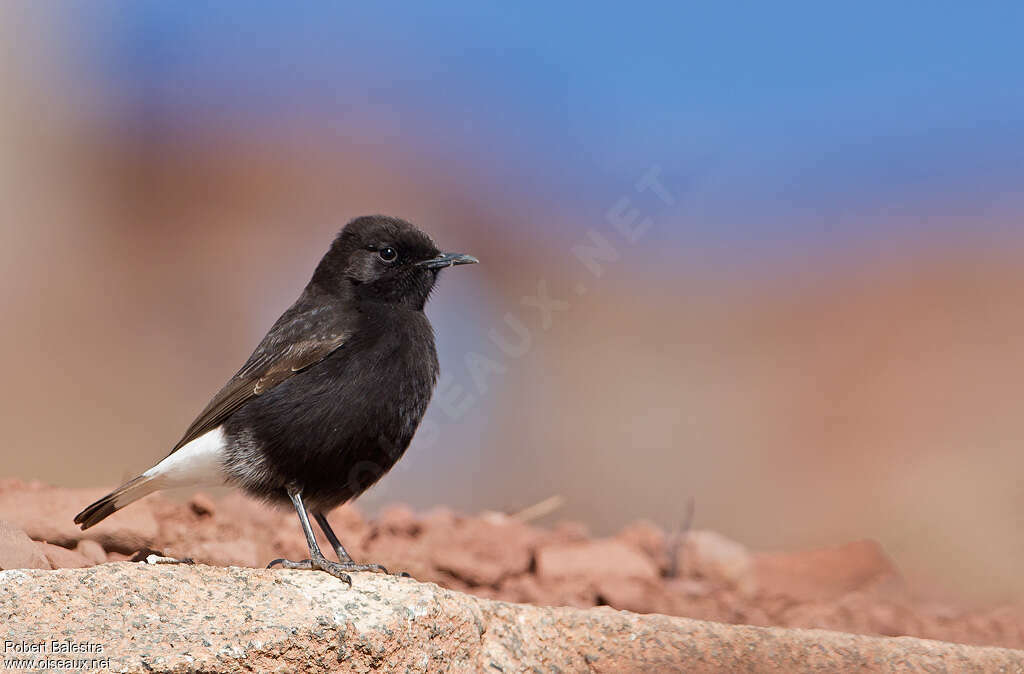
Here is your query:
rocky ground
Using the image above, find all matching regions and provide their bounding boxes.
[2,479,1023,652]
[6,565,1022,673]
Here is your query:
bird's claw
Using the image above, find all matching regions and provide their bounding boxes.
[267,555,410,584]
[267,558,312,569]
[330,562,413,579]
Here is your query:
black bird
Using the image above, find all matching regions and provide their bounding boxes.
[75,215,478,583]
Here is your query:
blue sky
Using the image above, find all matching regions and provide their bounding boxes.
[75,2,1024,247]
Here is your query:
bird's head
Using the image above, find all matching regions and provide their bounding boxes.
[312,215,478,309]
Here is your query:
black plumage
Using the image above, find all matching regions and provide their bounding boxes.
[74,215,478,582]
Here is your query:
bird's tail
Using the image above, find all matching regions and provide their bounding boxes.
[74,475,160,530]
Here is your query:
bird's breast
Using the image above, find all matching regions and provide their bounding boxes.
[220,311,440,509]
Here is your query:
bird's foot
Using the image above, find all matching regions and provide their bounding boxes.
[267,555,353,585]
[334,561,412,579]
[267,554,409,584]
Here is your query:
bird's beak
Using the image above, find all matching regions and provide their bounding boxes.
[418,252,480,270]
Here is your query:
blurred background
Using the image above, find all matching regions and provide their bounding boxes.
[2,3,1023,604]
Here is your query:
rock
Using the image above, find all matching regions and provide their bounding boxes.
[754,539,902,602]
[426,517,534,586]
[374,503,420,536]
[681,529,757,595]
[148,490,313,570]
[595,576,669,614]
[36,542,93,569]
[537,538,659,582]
[188,493,216,517]
[0,520,48,570]
[358,509,538,588]
[0,480,159,553]
[315,503,365,541]
[420,505,457,529]
[188,539,262,568]
[2,480,1023,652]
[75,539,108,565]
[1,564,1021,672]
[499,573,597,609]
[616,519,668,571]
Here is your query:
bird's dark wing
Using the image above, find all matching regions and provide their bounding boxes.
[170,306,351,453]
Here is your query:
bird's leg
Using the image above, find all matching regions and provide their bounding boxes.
[267,487,357,584]
[314,512,403,576]
[313,512,355,562]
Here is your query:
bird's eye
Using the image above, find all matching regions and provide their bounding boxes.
[378,247,398,262]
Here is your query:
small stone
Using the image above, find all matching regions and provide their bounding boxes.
[76,539,108,565]
[596,576,667,614]
[681,530,756,596]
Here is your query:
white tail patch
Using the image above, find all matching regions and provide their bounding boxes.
[76,427,231,529]
[141,426,230,490]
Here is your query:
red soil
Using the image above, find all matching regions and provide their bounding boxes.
[1,479,1021,650]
